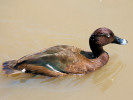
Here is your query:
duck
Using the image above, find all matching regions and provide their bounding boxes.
[2,27,128,77]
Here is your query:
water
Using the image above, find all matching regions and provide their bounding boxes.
[0,0,133,100]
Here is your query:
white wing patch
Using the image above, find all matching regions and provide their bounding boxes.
[46,64,60,72]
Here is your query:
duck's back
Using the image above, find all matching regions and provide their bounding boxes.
[3,45,95,76]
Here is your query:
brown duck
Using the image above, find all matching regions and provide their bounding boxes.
[2,27,128,77]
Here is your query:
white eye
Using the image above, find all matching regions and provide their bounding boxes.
[107,34,110,38]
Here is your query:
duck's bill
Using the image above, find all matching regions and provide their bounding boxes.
[112,36,128,45]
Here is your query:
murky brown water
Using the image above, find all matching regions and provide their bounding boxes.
[0,0,133,100]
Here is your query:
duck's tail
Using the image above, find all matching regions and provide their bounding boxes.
[2,60,17,74]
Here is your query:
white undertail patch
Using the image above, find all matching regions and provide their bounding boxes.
[22,68,26,73]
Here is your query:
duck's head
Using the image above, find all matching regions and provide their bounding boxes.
[89,27,128,47]
[89,27,128,57]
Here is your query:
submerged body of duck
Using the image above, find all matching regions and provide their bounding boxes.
[2,28,128,77]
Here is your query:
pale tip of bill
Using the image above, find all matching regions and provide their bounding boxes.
[120,39,128,45]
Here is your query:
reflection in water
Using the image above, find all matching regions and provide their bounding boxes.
[1,72,92,91]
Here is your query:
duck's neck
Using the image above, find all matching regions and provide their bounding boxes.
[89,42,105,58]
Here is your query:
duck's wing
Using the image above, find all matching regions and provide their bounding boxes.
[15,45,81,76]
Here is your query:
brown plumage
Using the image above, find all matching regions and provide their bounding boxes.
[2,27,128,77]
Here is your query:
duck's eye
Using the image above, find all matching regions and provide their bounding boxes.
[106,34,110,38]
